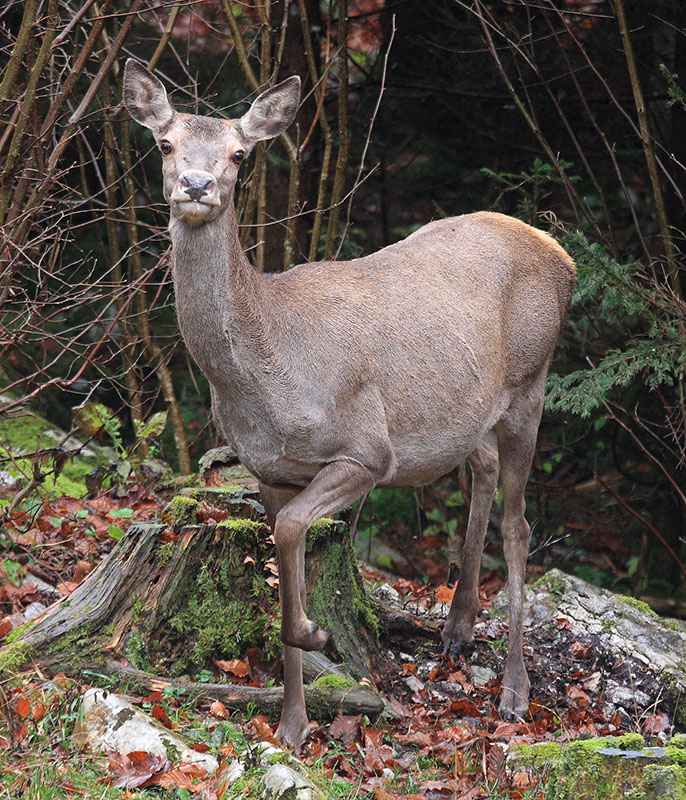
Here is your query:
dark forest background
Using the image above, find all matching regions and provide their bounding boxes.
[1,0,684,608]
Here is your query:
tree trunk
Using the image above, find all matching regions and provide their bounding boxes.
[0,494,383,722]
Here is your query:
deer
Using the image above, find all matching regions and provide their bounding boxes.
[123,59,576,749]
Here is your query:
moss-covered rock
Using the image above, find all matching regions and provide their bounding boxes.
[509,733,686,800]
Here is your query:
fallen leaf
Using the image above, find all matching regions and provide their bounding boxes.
[643,711,670,734]
[214,658,250,678]
[566,685,590,706]
[252,715,278,744]
[56,581,78,596]
[72,560,93,585]
[569,641,592,659]
[209,700,229,719]
[107,750,171,788]
[327,713,362,744]
[491,721,520,740]
[435,585,455,603]
[155,763,208,789]
[152,703,174,729]
[0,617,12,639]
[513,770,536,789]
[14,697,31,719]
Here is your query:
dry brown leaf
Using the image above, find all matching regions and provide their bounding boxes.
[214,658,250,678]
[327,713,362,744]
[209,700,229,719]
[72,559,93,585]
[0,617,13,639]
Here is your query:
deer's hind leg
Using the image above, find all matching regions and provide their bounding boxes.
[495,374,547,719]
[442,429,499,655]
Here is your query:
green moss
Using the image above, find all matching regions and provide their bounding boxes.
[509,741,562,768]
[306,524,380,679]
[157,541,177,566]
[306,517,339,549]
[131,598,144,622]
[661,617,685,633]
[216,517,262,534]
[0,639,33,678]
[265,751,294,767]
[161,738,182,765]
[43,624,104,672]
[643,764,686,800]
[125,631,149,670]
[167,518,279,666]
[312,673,357,691]
[615,733,647,751]
[533,570,570,596]
[619,596,658,617]
[670,734,686,751]
[168,495,199,527]
[5,620,35,644]
[664,746,686,768]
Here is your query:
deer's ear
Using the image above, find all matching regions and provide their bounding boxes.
[123,59,175,133]
[238,76,301,143]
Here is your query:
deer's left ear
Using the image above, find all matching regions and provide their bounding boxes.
[238,76,301,144]
[123,59,175,133]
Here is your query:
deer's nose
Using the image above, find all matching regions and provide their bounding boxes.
[179,171,214,202]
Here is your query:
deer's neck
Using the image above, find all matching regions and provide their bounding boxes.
[169,206,272,387]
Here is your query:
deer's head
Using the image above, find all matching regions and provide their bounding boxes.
[123,60,300,227]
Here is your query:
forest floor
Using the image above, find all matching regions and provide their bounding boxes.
[0,484,676,799]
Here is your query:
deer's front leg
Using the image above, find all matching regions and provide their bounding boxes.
[274,460,375,651]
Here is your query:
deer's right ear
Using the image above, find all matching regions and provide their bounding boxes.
[123,59,174,133]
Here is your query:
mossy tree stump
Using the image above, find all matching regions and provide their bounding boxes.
[1,491,383,721]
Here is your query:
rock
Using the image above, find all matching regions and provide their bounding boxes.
[74,688,218,773]
[0,470,20,488]
[404,675,425,693]
[261,764,322,800]
[23,602,47,621]
[469,665,496,688]
[487,569,686,723]
[604,679,651,710]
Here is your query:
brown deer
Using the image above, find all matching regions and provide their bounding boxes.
[123,60,575,749]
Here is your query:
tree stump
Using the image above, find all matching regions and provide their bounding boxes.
[0,490,383,721]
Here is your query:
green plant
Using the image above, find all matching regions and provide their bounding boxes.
[72,402,172,490]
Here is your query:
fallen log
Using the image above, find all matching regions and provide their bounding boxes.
[103,660,384,718]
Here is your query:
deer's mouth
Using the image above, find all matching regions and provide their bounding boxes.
[170,195,222,226]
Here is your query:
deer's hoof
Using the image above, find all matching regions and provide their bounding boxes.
[276,715,311,750]
[441,636,472,659]
[498,688,529,721]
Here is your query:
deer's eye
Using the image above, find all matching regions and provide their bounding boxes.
[160,140,173,155]
[232,150,245,165]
